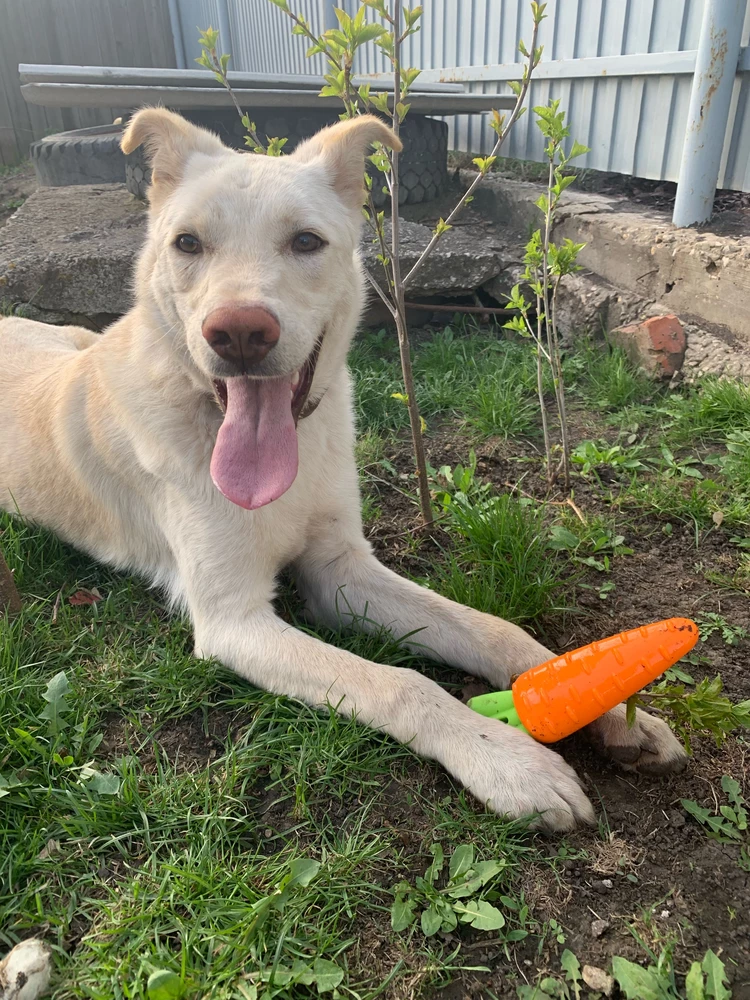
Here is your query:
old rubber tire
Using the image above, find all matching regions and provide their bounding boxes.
[125,111,448,205]
[125,146,150,201]
[370,115,449,207]
[31,125,126,187]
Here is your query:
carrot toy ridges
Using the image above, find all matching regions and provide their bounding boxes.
[468,618,699,743]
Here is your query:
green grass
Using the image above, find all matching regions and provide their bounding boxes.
[464,368,538,439]
[660,378,750,445]
[4,321,750,996]
[614,386,750,530]
[0,159,29,178]
[349,324,540,436]
[565,338,655,411]
[426,493,565,629]
[623,476,750,530]
[2,517,548,998]
[350,324,665,436]
[350,323,750,537]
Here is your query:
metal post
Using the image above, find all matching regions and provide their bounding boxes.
[672,0,746,227]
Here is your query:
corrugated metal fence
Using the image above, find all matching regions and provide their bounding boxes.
[173,0,750,192]
[0,0,176,166]
[3,0,750,191]
[173,0,333,74]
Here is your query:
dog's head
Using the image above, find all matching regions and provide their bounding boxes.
[122,108,399,510]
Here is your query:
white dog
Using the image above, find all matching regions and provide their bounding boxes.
[0,110,687,834]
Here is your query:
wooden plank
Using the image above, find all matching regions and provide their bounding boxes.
[144,0,179,68]
[0,16,23,165]
[0,89,21,165]
[93,0,120,64]
[0,0,31,162]
[47,1,83,131]
[72,0,114,127]
[21,0,66,137]
[7,1,43,142]
[370,49,701,85]
[92,0,123,127]
[0,0,186,150]
[128,0,154,69]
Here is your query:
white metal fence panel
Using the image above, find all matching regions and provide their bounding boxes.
[176,0,333,74]
[171,0,750,191]
[230,0,333,74]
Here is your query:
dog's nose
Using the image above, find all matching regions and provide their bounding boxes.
[201,305,280,369]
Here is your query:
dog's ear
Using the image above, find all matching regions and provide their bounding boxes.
[293,115,402,209]
[121,108,225,205]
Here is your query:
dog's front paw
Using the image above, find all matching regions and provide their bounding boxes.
[586,703,688,776]
[444,717,596,832]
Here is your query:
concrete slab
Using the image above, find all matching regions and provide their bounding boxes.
[680,322,750,383]
[7,178,748,384]
[0,185,145,319]
[364,220,507,298]
[0,184,509,322]
[468,170,750,347]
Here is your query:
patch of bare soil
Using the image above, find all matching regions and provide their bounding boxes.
[570,171,750,238]
[368,424,750,997]
[100,419,750,996]
[0,162,36,226]
[99,708,236,775]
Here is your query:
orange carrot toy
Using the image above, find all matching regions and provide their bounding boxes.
[468,618,699,742]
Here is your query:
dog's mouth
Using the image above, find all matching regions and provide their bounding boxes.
[209,335,324,511]
[212,335,322,424]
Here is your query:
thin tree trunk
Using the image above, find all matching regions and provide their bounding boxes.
[217,3,545,526]
[390,1,432,524]
[540,159,559,487]
[395,309,433,522]
[533,288,554,481]
[551,278,570,488]
[535,344,551,479]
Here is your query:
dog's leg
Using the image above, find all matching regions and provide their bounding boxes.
[192,604,593,830]
[294,533,687,777]
[0,315,98,352]
[164,511,591,829]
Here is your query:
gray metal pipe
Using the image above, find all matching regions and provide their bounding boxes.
[17,64,465,92]
[20,82,514,114]
[672,0,746,227]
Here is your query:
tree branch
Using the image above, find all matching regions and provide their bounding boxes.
[365,270,397,316]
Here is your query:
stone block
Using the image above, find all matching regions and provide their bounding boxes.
[0,186,507,321]
[611,314,686,378]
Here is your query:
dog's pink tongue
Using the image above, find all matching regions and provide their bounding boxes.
[210,375,297,510]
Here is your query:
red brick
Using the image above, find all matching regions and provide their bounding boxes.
[610,314,686,378]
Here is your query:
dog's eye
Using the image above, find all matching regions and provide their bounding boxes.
[175,233,202,254]
[292,231,324,254]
